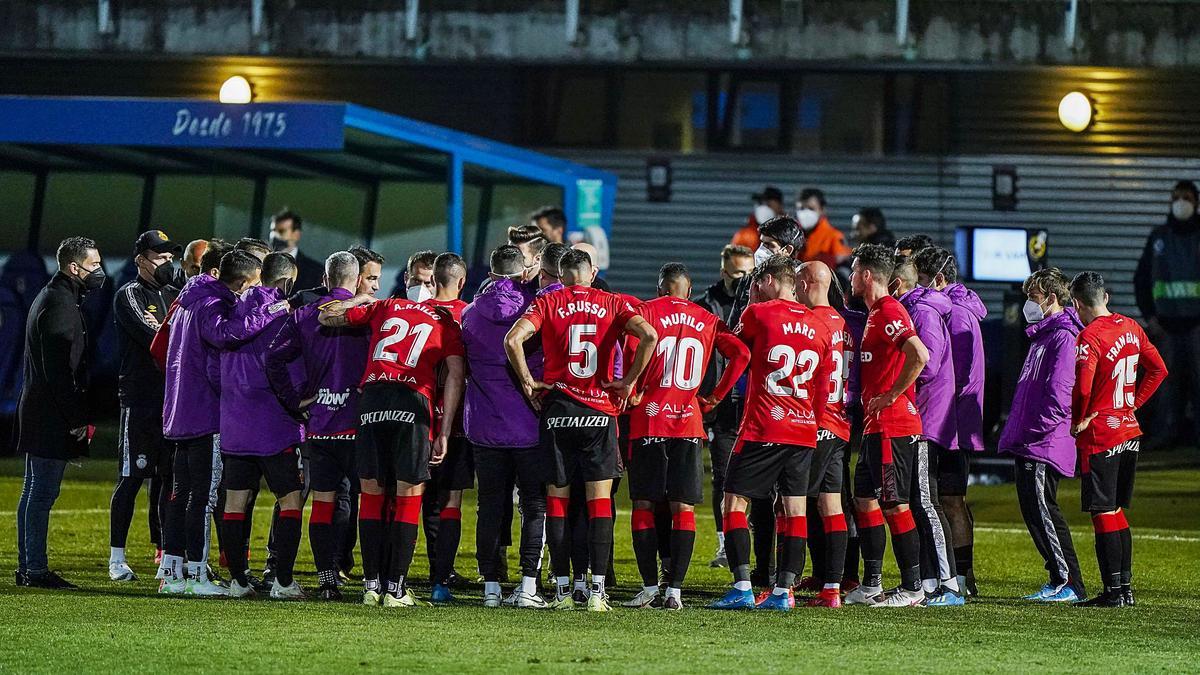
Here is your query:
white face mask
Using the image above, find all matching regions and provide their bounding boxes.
[797,208,820,231]
[1171,198,1195,221]
[753,244,772,267]
[406,284,432,303]
[1022,298,1046,323]
[754,204,775,225]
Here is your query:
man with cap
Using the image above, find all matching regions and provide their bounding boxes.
[733,187,785,250]
[107,230,187,581]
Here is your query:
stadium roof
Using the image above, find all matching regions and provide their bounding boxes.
[0,96,616,252]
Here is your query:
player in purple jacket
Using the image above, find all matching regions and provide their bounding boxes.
[462,245,547,608]
[266,250,370,601]
[159,245,288,596]
[894,259,962,604]
[913,246,986,595]
[999,268,1087,602]
[217,253,303,600]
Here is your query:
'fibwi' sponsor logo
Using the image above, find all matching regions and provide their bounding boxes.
[360,410,416,425]
[316,388,351,407]
[546,416,610,429]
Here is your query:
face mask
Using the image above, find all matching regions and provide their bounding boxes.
[152,260,181,288]
[406,284,432,303]
[81,264,106,292]
[753,245,772,267]
[1171,198,1195,221]
[1022,299,1046,323]
[753,204,775,225]
[269,233,292,252]
[282,279,295,297]
[797,208,820,231]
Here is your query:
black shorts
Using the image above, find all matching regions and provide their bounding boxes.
[540,392,619,487]
[119,406,167,479]
[855,434,922,505]
[937,446,970,497]
[355,383,433,485]
[305,435,357,493]
[628,437,704,505]
[724,440,813,500]
[430,436,475,491]
[808,430,847,499]
[220,448,305,497]
[1082,438,1139,513]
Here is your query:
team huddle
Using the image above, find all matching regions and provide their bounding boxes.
[79,209,1166,611]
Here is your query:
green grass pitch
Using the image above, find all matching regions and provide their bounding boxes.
[0,438,1196,673]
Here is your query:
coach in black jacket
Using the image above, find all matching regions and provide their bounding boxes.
[16,237,105,589]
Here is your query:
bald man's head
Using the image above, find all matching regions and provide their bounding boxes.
[798,261,833,307]
[570,242,599,284]
[182,240,208,278]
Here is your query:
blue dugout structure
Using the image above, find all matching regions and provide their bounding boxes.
[0,96,616,255]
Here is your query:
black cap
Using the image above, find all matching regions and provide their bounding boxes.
[134,230,183,257]
[752,186,783,203]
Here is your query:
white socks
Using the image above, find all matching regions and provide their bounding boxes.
[823,582,840,590]
[484,581,501,597]
[665,587,681,600]
[733,580,752,591]
[109,547,125,564]
[943,576,961,592]
[521,576,537,595]
[923,578,938,593]
[643,585,659,597]
[591,575,606,595]
[716,531,725,547]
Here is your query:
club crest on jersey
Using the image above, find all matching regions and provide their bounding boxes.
[360,410,416,425]
[315,388,351,407]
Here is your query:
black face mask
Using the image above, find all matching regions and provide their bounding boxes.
[152,260,183,289]
[269,234,291,252]
[81,265,106,292]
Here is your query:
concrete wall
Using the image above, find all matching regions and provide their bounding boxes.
[7,1,1200,67]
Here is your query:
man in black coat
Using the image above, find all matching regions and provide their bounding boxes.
[268,209,325,291]
[15,236,105,589]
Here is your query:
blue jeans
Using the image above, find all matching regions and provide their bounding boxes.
[16,454,67,575]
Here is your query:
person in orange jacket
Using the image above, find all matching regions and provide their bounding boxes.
[732,186,785,250]
[796,188,852,270]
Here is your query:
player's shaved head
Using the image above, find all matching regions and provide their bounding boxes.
[892,257,918,295]
[559,249,593,287]
[798,260,833,307]
[658,262,691,299]
[490,244,525,277]
[433,252,467,289]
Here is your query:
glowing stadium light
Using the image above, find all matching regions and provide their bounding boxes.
[1058,91,1093,132]
[219,76,254,104]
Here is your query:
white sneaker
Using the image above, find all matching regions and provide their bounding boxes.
[229,579,256,598]
[158,577,187,595]
[844,585,884,605]
[501,591,518,607]
[513,590,549,609]
[872,587,925,607]
[108,561,137,582]
[270,579,305,600]
[184,576,228,597]
[483,592,503,608]
[622,588,661,608]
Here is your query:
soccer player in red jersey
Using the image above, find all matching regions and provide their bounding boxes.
[421,252,472,603]
[844,244,933,608]
[796,261,853,607]
[623,263,749,610]
[504,249,658,612]
[319,288,465,608]
[1069,272,1167,607]
[710,255,835,611]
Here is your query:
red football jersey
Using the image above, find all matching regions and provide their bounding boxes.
[522,285,638,416]
[629,296,733,439]
[734,299,834,448]
[1073,314,1167,457]
[860,295,922,438]
[810,306,853,442]
[344,298,465,407]
[424,297,469,436]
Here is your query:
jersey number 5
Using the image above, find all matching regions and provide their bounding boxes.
[373,317,433,367]
[569,324,599,378]
[766,345,819,398]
